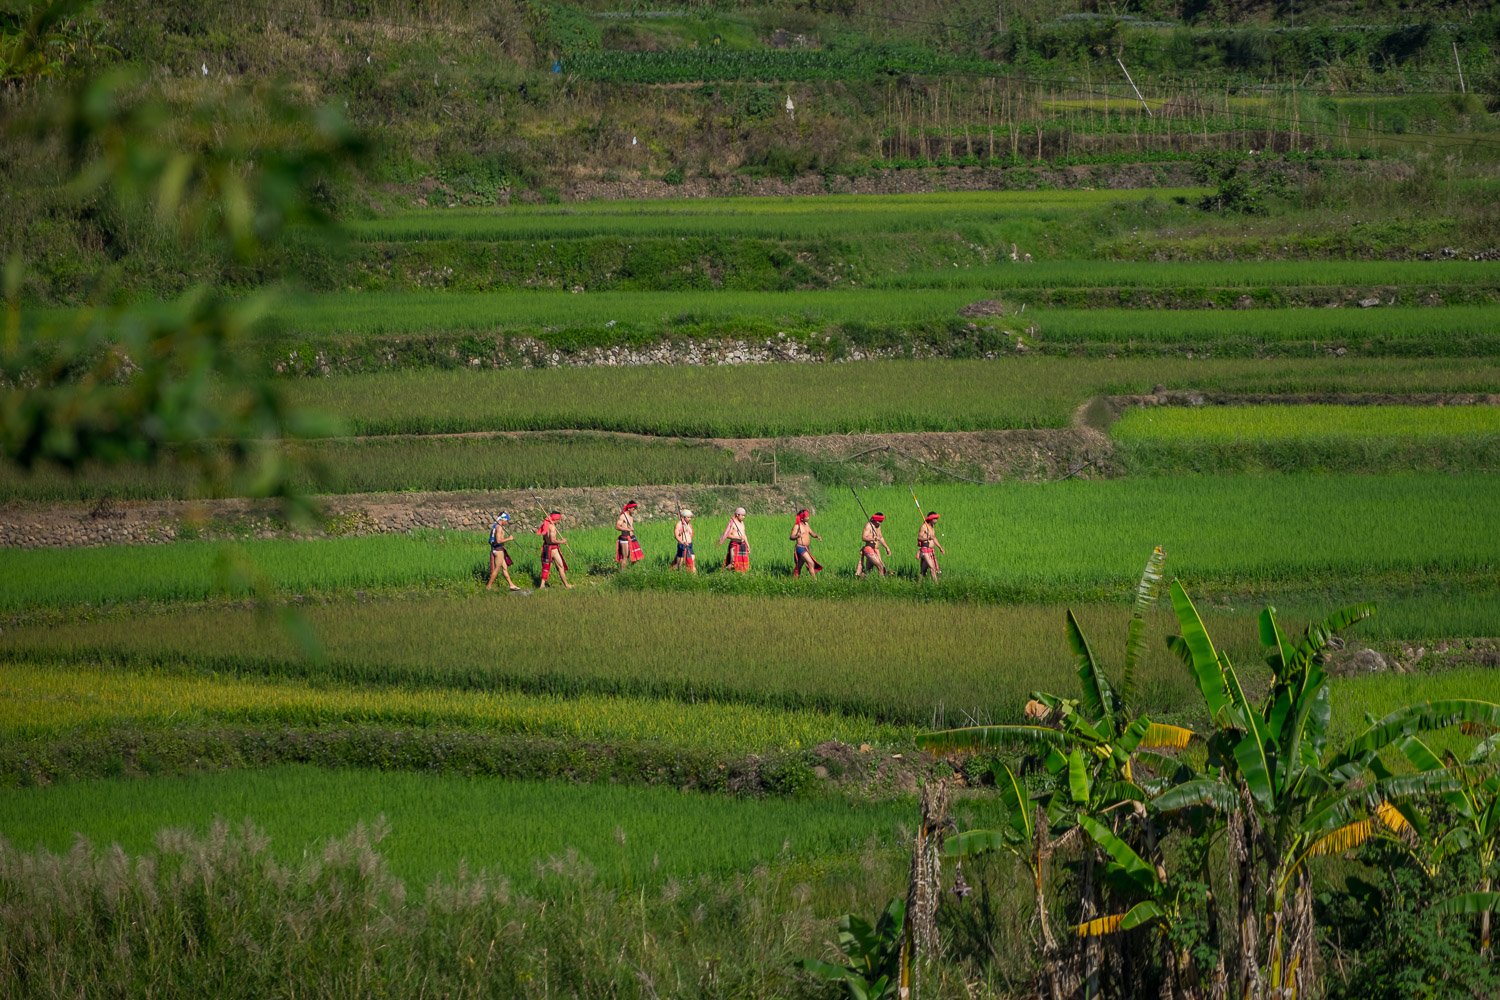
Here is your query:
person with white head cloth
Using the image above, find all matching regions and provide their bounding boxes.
[672,508,696,573]
[485,512,521,591]
[720,507,750,573]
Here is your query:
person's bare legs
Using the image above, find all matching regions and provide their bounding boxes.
[552,550,573,589]
[486,550,502,590]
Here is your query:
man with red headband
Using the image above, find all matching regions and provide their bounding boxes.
[789,508,822,578]
[856,512,892,578]
[918,511,946,582]
[615,501,643,568]
[537,511,572,589]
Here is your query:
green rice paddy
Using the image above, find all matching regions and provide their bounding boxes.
[0,766,917,888]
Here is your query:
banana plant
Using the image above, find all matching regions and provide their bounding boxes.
[921,549,1190,998]
[1399,732,1500,955]
[1156,580,1500,1000]
[920,548,1191,790]
[795,897,905,1000]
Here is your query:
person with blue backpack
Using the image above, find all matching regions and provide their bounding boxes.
[485,512,522,591]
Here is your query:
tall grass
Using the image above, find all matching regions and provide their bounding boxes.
[0,662,902,753]
[0,593,1224,725]
[0,767,918,888]
[280,358,1500,438]
[0,815,941,1000]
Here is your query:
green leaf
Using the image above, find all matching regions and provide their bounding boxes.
[944,829,1011,858]
[1153,778,1237,815]
[1067,609,1113,730]
[1232,728,1275,811]
[1122,546,1165,713]
[1120,899,1167,931]
[1295,603,1376,663]
[1429,892,1500,918]
[1334,701,1500,766]
[1399,736,1446,773]
[1079,814,1159,893]
[1168,581,1230,722]
[995,763,1035,843]
[1259,606,1296,677]
[1069,748,1092,805]
[794,957,859,983]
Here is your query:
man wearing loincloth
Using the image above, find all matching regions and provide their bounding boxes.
[918,511,946,583]
[856,512,891,578]
[615,501,643,568]
[537,511,573,590]
[789,508,822,578]
[672,508,696,573]
[485,511,521,591]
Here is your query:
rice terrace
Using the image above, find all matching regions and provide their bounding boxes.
[3,1,1500,998]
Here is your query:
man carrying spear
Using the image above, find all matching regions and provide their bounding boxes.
[856,512,891,578]
[721,507,750,572]
[537,511,573,589]
[918,511,945,583]
[615,500,643,569]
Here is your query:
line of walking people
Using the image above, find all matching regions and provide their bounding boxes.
[486,502,946,591]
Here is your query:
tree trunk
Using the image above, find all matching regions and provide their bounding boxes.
[901,779,949,999]
[1482,875,1493,958]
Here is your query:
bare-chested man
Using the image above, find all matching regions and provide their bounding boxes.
[918,511,946,582]
[671,508,696,573]
[720,507,750,572]
[615,500,642,568]
[537,511,572,589]
[856,512,892,578]
[789,508,822,578]
[485,511,521,591]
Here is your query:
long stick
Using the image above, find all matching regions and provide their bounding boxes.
[1454,41,1467,94]
[1117,56,1152,118]
[849,484,870,520]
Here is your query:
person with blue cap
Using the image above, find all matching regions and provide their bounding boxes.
[486,512,521,591]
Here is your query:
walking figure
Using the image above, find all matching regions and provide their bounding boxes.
[485,512,521,591]
[918,512,945,582]
[537,511,573,590]
[789,508,822,578]
[615,501,643,568]
[672,509,696,573]
[721,507,750,572]
[856,512,891,578]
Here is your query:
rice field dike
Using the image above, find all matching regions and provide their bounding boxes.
[276,357,1500,439]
